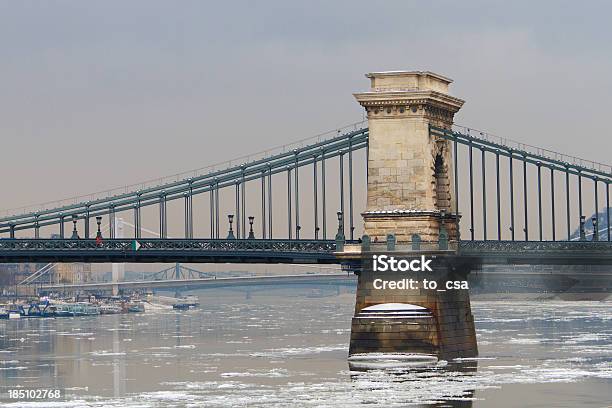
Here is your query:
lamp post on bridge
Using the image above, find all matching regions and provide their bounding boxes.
[248,216,255,239]
[335,212,344,240]
[70,215,79,240]
[227,215,235,239]
[335,211,345,252]
[580,215,586,241]
[95,216,103,244]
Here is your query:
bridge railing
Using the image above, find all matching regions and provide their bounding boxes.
[0,238,339,253]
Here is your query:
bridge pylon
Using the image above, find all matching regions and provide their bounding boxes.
[354,70,464,243]
[346,71,477,360]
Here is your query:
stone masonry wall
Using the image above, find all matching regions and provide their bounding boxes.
[349,259,478,359]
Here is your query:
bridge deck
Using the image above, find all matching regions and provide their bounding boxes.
[0,239,339,264]
[0,239,610,265]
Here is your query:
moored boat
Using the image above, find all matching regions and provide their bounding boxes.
[126,302,145,313]
[99,304,122,314]
[6,304,24,319]
[54,302,100,317]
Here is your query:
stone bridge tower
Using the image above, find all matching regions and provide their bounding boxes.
[347,71,477,362]
[354,71,464,243]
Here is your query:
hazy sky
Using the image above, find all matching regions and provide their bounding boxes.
[2,0,611,211]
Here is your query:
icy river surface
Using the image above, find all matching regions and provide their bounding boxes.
[0,291,610,407]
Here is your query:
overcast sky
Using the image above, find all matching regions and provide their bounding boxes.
[1,0,611,212]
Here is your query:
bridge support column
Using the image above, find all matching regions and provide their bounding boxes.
[354,71,464,243]
[348,255,477,360]
[348,71,477,360]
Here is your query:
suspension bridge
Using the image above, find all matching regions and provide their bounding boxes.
[0,70,610,358]
[0,120,609,263]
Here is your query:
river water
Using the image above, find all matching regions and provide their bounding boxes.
[0,288,610,407]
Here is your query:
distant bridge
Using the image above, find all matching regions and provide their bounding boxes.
[38,273,356,293]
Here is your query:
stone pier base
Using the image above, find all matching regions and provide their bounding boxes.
[349,255,478,360]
